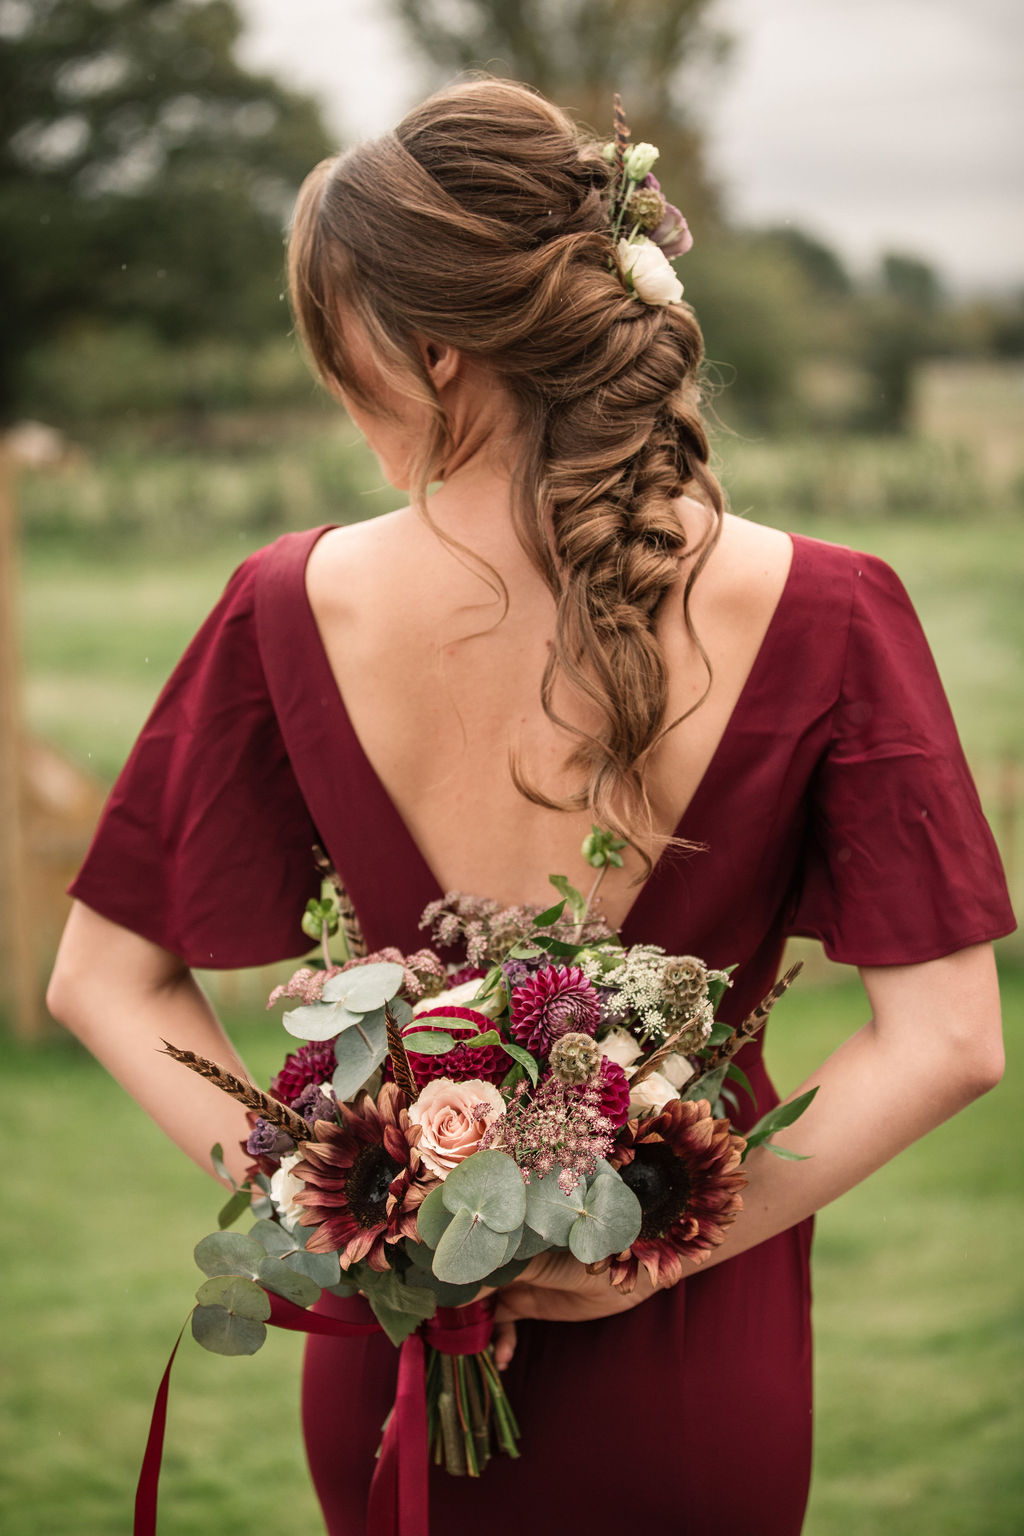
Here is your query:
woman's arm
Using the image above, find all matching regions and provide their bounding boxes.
[493,941,1005,1339]
[48,901,257,1185]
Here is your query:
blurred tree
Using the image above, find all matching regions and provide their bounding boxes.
[390,0,730,228]
[859,251,945,432]
[0,0,332,420]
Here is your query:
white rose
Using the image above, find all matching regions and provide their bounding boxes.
[660,1052,695,1090]
[616,237,684,305]
[269,1153,306,1228]
[411,977,485,1017]
[598,1027,643,1070]
[628,1071,680,1117]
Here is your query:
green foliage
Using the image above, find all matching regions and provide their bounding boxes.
[0,0,333,418]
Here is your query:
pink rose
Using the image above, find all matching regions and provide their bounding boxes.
[407,1077,505,1179]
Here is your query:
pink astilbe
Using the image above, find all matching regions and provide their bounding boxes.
[482,1078,614,1195]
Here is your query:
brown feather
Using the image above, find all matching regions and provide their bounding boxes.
[612,92,630,180]
[313,842,368,958]
[161,1041,311,1141]
[385,1003,418,1099]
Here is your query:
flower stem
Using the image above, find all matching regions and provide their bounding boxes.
[321,919,334,970]
[574,864,610,943]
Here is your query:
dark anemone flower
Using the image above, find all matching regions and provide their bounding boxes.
[293,1083,436,1269]
[596,1100,746,1291]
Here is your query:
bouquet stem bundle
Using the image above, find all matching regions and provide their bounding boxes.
[427,1345,519,1476]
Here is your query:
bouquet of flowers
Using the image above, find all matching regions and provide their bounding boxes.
[165,829,814,1482]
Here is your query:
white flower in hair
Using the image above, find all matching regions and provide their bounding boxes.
[615,236,684,306]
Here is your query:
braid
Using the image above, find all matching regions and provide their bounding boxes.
[288,77,726,871]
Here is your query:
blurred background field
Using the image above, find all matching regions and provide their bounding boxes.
[1,1,1022,1533]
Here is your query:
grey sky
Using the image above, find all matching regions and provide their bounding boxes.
[237,0,1023,292]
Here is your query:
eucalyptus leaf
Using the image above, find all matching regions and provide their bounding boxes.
[513,1225,552,1261]
[532,899,566,927]
[358,1267,437,1345]
[548,874,587,923]
[332,1010,389,1101]
[400,1030,456,1055]
[191,1303,267,1356]
[256,1255,322,1308]
[499,1224,524,1264]
[326,1277,360,1299]
[441,1150,526,1233]
[321,961,405,1012]
[195,1275,272,1319]
[524,1171,585,1244]
[487,1255,531,1287]
[416,1185,454,1249]
[217,1187,251,1231]
[568,1173,642,1264]
[286,1240,343,1288]
[411,1273,483,1308]
[283,999,358,1042]
[209,1143,234,1187]
[247,1219,296,1257]
[682,1061,729,1106]
[194,1231,264,1280]
[432,1207,511,1285]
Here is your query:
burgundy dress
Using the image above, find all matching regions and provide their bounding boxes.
[71,527,1014,1536]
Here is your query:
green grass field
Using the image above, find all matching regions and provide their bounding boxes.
[6,418,1023,1532]
[2,966,1020,1535]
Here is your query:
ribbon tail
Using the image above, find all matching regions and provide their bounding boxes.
[134,1318,188,1536]
[367,1331,429,1536]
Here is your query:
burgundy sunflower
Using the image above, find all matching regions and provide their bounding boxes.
[597,1099,746,1291]
[293,1083,436,1270]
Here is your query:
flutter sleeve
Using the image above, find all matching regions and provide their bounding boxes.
[787,550,1015,965]
[69,546,321,968]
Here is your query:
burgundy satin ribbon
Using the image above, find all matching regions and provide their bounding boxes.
[134,1291,496,1536]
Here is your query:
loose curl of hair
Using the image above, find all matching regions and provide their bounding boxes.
[288,78,725,872]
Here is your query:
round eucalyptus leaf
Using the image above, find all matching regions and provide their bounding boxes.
[400,1030,455,1055]
[499,1224,524,1264]
[321,961,405,1012]
[285,1245,342,1288]
[568,1173,642,1264]
[412,1272,483,1308]
[416,1185,453,1249]
[194,1230,264,1279]
[332,1010,389,1101]
[514,1225,552,1261]
[195,1275,272,1319]
[283,1000,357,1041]
[487,1255,531,1287]
[432,1207,511,1285]
[248,1219,296,1257]
[191,1303,267,1357]
[256,1255,321,1308]
[390,996,413,1026]
[524,1171,585,1244]
[441,1150,526,1233]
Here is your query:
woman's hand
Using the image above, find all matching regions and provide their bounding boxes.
[491,1250,666,1369]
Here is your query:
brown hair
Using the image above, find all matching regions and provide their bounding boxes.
[288,78,724,869]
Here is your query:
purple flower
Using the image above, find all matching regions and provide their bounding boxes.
[642,173,693,258]
[292,1082,337,1125]
[245,1117,296,1157]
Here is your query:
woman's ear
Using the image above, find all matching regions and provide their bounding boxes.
[415,334,461,391]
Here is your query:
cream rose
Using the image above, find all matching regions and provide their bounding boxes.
[660,1052,695,1090]
[412,977,488,1017]
[616,237,684,305]
[269,1153,306,1227]
[408,1078,505,1178]
[598,1027,643,1070]
[628,1070,680,1117]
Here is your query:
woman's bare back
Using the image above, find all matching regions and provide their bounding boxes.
[305,500,793,927]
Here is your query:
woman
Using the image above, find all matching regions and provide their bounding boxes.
[50,80,1012,1534]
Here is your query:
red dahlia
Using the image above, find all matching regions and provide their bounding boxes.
[405,1007,509,1088]
[270,1039,337,1107]
[598,1099,746,1291]
[509,965,600,1054]
[293,1083,435,1270]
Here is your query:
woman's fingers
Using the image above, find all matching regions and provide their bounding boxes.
[491,1319,518,1370]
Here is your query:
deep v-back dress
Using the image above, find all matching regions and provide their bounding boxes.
[71,525,1014,1535]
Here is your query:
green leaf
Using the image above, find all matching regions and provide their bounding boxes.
[210,1143,234,1187]
[358,1267,438,1345]
[532,899,566,927]
[725,1062,756,1103]
[194,1231,264,1279]
[217,1186,251,1230]
[524,1170,585,1244]
[441,1150,527,1233]
[191,1304,267,1357]
[681,1062,728,1106]
[404,1268,482,1308]
[568,1173,642,1263]
[284,1244,342,1287]
[548,874,587,923]
[332,1009,389,1100]
[744,1087,820,1153]
[282,999,357,1042]
[487,1255,531,1287]
[761,1143,812,1162]
[256,1255,321,1308]
[531,935,586,958]
[321,961,405,1012]
[195,1275,272,1319]
[432,1207,511,1285]
[707,1021,734,1047]
[247,1218,296,1257]
[497,1040,539,1085]
[417,1185,455,1248]
[400,1030,456,1055]
[513,1225,551,1261]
